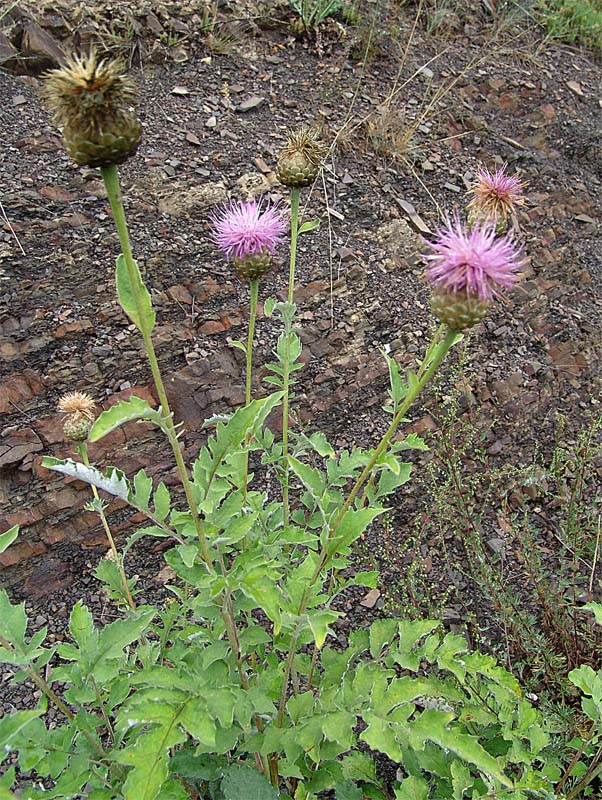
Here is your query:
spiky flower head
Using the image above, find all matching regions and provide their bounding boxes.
[42,51,142,168]
[57,391,97,442]
[211,199,287,280]
[424,216,524,330]
[467,165,526,232]
[276,126,328,188]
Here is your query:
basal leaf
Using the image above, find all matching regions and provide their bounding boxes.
[116,253,156,333]
[408,709,512,788]
[221,764,280,800]
[394,775,429,800]
[118,724,186,800]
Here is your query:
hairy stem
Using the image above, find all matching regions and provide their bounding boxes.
[100,165,213,569]
[242,278,260,505]
[79,443,136,611]
[0,633,107,760]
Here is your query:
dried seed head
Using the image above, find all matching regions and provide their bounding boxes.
[57,391,96,419]
[42,51,142,167]
[276,126,328,188]
[58,391,96,441]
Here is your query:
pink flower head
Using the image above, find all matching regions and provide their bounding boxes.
[211,198,287,261]
[467,164,526,222]
[425,216,524,301]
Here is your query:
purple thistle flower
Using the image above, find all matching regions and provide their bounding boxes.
[211,198,287,261]
[425,216,524,301]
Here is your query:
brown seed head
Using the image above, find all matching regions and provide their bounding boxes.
[57,391,97,420]
[42,51,142,167]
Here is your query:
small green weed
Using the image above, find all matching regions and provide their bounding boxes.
[289,0,343,33]
[537,0,602,49]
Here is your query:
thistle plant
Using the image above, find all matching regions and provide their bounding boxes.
[3,51,599,800]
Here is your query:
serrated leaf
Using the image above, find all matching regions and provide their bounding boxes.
[289,456,326,503]
[42,458,130,501]
[195,393,283,496]
[0,525,18,554]
[308,609,339,649]
[394,775,429,800]
[118,724,186,800]
[308,431,335,458]
[0,590,29,663]
[89,396,161,442]
[220,764,280,800]
[408,709,512,787]
[116,253,156,333]
[264,296,276,317]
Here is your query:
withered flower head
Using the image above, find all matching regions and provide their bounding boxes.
[276,126,328,188]
[57,391,97,442]
[467,164,526,232]
[42,51,142,168]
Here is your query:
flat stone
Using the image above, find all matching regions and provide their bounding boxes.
[236,96,264,112]
[0,32,18,72]
[20,21,65,74]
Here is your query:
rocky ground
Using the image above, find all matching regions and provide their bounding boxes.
[0,0,601,704]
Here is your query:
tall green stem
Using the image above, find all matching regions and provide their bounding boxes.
[282,188,302,527]
[245,279,260,406]
[276,327,459,724]
[100,165,213,570]
[287,189,300,304]
[242,278,260,503]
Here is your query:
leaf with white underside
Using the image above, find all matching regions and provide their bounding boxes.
[42,458,130,501]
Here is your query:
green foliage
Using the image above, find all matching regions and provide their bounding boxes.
[537,0,602,48]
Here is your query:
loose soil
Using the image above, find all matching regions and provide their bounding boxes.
[1,0,602,780]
